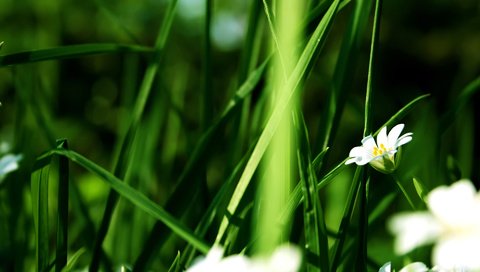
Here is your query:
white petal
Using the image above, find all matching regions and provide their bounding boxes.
[0,154,22,176]
[377,126,389,148]
[218,255,252,272]
[388,212,442,254]
[266,245,302,272]
[395,132,413,148]
[379,262,391,272]
[346,146,371,165]
[361,135,377,150]
[427,180,480,228]
[433,234,480,271]
[387,124,405,147]
[399,262,429,272]
[187,246,225,272]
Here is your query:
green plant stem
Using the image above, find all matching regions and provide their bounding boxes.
[391,173,415,210]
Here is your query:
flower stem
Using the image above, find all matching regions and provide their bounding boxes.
[391,173,415,210]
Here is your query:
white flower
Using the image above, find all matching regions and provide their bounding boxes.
[0,153,22,184]
[388,180,480,271]
[186,244,301,272]
[379,262,429,272]
[345,124,412,173]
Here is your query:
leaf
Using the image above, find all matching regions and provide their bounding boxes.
[31,154,52,272]
[90,0,180,269]
[167,251,182,272]
[412,177,427,202]
[368,193,396,225]
[0,43,153,67]
[374,94,430,136]
[295,110,329,271]
[61,248,87,272]
[48,148,210,254]
[215,0,341,245]
[56,140,69,272]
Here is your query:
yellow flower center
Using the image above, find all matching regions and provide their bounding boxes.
[373,144,389,156]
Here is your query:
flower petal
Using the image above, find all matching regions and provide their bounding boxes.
[377,126,389,148]
[378,262,391,272]
[399,262,429,272]
[433,234,480,271]
[395,133,413,148]
[346,146,371,165]
[427,180,480,228]
[388,212,442,254]
[387,124,405,147]
[361,135,377,149]
[265,244,302,272]
[0,154,23,184]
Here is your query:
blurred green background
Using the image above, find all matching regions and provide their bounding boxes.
[1,0,479,270]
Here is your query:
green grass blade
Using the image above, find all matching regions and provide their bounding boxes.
[215,0,341,245]
[31,154,52,272]
[316,0,372,152]
[167,251,182,272]
[55,140,69,272]
[133,59,268,270]
[61,248,87,272]
[90,1,179,270]
[330,166,363,271]
[262,0,288,79]
[48,148,210,254]
[364,0,382,137]
[357,0,383,269]
[412,177,427,202]
[439,76,480,131]
[374,94,430,136]
[295,110,329,272]
[279,151,342,225]
[181,149,251,268]
[94,0,140,43]
[368,193,395,226]
[0,44,153,67]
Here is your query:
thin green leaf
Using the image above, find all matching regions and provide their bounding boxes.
[412,177,427,203]
[94,0,140,43]
[368,193,395,225]
[133,58,268,270]
[215,0,341,245]
[439,76,480,131]
[330,166,363,271]
[48,148,210,254]
[295,110,329,272]
[316,0,373,152]
[391,173,416,210]
[279,152,342,225]
[358,0,383,269]
[31,155,52,272]
[61,248,87,272]
[0,43,153,67]
[363,0,382,137]
[167,251,182,272]
[56,140,69,272]
[181,148,251,268]
[90,0,179,269]
[374,94,430,136]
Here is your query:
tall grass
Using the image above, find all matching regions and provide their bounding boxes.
[0,0,479,271]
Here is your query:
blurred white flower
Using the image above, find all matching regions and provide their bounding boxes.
[0,153,22,184]
[186,244,301,272]
[388,180,480,270]
[345,124,412,173]
[379,262,429,272]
